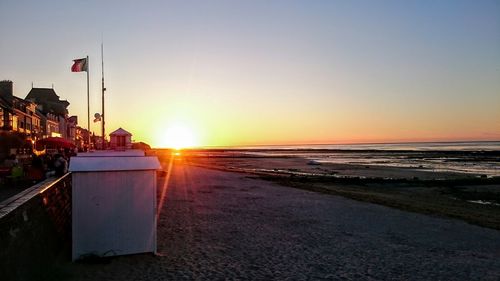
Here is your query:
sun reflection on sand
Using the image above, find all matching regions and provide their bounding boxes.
[156,152,175,220]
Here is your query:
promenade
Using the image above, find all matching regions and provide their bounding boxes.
[68,163,500,280]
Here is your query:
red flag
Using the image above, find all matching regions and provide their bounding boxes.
[71,58,88,72]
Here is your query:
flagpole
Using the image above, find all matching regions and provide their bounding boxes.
[101,43,106,150]
[87,55,90,150]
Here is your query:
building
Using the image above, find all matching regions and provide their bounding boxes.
[25,87,70,139]
[0,80,15,131]
[0,80,88,158]
[12,96,41,140]
[109,128,132,150]
[37,109,60,137]
[75,126,91,151]
[0,80,41,141]
[0,80,41,159]
[0,94,13,131]
[67,116,78,143]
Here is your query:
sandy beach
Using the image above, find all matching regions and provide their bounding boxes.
[64,161,500,280]
[184,153,500,230]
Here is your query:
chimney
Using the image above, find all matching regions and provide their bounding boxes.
[0,80,14,104]
[0,80,13,131]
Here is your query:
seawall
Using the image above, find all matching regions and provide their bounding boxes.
[0,174,72,281]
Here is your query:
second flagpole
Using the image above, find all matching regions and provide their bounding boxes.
[87,55,90,150]
[101,43,105,150]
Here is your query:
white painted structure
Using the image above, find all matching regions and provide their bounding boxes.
[109,127,132,150]
[69,155,161,261]
[77,149,145,157]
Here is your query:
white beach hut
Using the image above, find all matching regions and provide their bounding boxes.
[109,127,132,150]
[77,149,145,157]
[69,153,161,261]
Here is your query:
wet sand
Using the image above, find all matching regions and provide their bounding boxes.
[185,155,500,229]
[66,162,500,280]
[185,155,485,180]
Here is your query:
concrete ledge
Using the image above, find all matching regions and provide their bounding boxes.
[0,173,72,281]
[0,175,62,218]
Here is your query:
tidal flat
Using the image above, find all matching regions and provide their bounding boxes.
[178,150,500,230]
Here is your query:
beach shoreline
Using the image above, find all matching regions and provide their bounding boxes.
[163,151,500,230]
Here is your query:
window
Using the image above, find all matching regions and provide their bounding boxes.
[12,115,17,130]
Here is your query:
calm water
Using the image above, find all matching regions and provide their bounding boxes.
[236,141,500,151]
[235,141,500,177]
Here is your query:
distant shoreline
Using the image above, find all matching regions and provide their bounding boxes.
[153,140,500,152]
[155,140,500,150]
[154,148,500,155]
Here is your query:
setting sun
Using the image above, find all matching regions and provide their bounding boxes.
[159,124,198,149]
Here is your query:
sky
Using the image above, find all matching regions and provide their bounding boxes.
[1,0,499,147]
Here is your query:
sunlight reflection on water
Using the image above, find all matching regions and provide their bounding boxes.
[244,142,500,176]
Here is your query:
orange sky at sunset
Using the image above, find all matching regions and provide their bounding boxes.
[1,1,499,148]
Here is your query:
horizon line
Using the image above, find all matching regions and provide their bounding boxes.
[152,139,500,150]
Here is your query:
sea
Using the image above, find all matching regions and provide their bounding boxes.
[230,141,500,177]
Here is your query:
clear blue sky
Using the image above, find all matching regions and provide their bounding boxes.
[1,0,499,146]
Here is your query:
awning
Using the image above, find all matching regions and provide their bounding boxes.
[36,137,75,150]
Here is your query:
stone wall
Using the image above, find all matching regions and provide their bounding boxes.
[0,174,72,281]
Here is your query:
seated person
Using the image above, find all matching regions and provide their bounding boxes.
[53,154,68,176]
[3,154,18,168]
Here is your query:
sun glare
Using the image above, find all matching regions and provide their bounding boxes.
[161,124,198,149]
